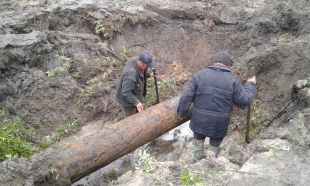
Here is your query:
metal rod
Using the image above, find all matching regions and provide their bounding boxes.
[245,67,256,143]
[152,68,160,103]
[245,104,251,143]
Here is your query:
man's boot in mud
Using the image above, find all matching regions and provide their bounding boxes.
[208,145,220,158]
[192,139,205,163]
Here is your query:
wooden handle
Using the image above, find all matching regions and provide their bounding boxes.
[152,68,160,103]
[245,104,251,143]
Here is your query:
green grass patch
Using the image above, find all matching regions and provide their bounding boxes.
[135,150,157,173]
[94,19,123,40]
[0,109,36,160]
[47,55,72,77]
[181,169,204,186]
[303,79,310,87]
[248,106,267,140]
[145,75,178,109]
[0,108,80,161]
[76,68,114,106]
[40,120,79,149]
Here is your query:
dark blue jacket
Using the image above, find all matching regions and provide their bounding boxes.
[177,65,256,137]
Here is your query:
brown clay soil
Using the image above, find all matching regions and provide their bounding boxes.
[0,0,310,185]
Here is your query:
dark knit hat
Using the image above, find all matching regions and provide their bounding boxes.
[213,51,233,66]
[139,51,154,68]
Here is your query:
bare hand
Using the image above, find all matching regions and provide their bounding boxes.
[150,72,157,78]
[247,76,256,85]
[136,102,144,112]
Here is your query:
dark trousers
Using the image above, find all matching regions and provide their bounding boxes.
[121,106,137,118]
[194,133,223,147]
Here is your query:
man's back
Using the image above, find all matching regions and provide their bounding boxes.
[193,66,236,114]
[178,64,256,137]
[177,51,257,160]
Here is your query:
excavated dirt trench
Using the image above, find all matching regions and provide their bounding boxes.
[1,0,310,185]
[1,0,309,136]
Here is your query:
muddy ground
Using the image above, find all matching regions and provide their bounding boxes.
[0,0,310,185]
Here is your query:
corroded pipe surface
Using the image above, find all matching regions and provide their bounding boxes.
[55,96,190,183]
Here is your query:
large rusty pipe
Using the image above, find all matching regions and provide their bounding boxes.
[55,96,190,183]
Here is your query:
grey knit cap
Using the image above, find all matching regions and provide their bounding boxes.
[213,51,233,66]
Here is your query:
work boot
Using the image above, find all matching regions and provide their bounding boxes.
[192,139,205,162]
[208,145,220,158]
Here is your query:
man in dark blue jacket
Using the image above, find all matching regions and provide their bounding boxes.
[177,51,256,161]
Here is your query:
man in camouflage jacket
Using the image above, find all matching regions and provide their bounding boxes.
[116,51,154,118]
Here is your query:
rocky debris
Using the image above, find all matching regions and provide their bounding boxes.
[293,78,310,106]
[229,138,310,186]
[0,149,63,186]
[252,3,302,34]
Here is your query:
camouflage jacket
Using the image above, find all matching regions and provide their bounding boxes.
[116,57,148,107]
